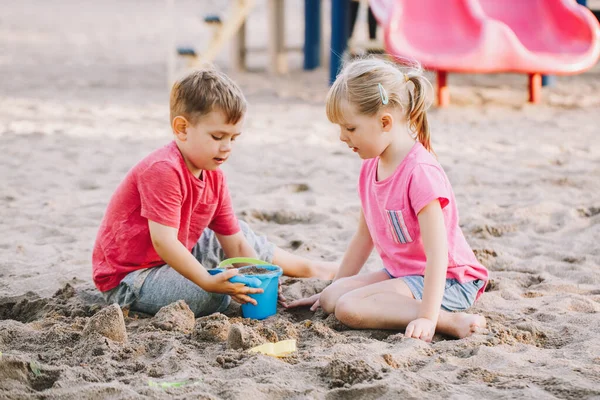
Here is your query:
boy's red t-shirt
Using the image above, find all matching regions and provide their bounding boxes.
[92,141,240,292]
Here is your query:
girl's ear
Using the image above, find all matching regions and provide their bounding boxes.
[172,116,188,140]
[381,113,393,133]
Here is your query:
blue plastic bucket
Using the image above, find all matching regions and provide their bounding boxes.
[213,258,283,320]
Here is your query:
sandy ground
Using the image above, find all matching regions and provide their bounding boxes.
[1,1,600,399]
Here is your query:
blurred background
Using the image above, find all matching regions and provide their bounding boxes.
[1,2,599,398]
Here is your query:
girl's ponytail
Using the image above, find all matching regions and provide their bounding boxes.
[406,75,433,154]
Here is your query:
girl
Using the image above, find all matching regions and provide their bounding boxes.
[287,58,488,342]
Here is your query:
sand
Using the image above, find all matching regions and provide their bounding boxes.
[1,1,599,398]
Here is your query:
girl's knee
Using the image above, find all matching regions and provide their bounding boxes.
[334,295,362,328]
[320,278,354,313]
[319,285,339,314]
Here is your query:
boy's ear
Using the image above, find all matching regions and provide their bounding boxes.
[380,113,393,133]
[172,116,188,140]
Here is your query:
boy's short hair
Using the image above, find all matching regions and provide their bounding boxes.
[170,69,247,125]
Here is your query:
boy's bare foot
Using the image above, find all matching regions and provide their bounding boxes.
[309,261,338,280]
[272,248,338,279]
[446,313,487,339]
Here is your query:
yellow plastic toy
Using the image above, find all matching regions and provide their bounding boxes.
[247,339,297,358]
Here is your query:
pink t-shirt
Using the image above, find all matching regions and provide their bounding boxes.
[358,142,488,298]
[92,141,240,292]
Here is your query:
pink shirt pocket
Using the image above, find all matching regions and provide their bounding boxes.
[385,208,414,244]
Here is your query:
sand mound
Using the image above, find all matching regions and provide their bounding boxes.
[151,300,195,333]
[83,304,127,343]
[194,313,231,342]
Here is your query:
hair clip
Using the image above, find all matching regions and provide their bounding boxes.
[378,83,389,105]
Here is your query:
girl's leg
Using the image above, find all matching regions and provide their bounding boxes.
[334,279,486,339]
[319,270,390,314]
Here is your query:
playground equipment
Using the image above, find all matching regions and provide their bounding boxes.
[167,0,305,85]
[167,0,255,84]
[368,0,393,27]
[371,0,600,106]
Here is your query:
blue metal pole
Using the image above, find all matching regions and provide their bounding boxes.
[541,75,556,87]
[304,0,321,70]
[330,0,349,85]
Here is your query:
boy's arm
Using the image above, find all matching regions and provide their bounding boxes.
[334,209,374,281]
[405,200,448,341]
[148,220,263,304]
[215,231,258,260]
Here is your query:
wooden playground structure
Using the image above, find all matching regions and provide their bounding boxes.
[166,0,600,106]
[166,0,316,84]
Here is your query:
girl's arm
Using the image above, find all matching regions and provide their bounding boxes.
[405,199,448,340]
[334,209,374,281]
[286,209,373,310]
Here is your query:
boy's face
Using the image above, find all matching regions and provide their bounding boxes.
[173,110,244,177]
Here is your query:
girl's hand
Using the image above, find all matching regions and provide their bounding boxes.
[405,318,436,342]
[284,293,321,311]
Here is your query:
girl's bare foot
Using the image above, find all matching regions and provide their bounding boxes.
[446,313,487,339]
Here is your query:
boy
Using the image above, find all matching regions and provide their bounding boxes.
[92,69,336,317]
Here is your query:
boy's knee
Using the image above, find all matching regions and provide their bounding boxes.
[334,295,362,328]
[238,219,250,233]
[215,294,231,313]
[191,293,230,317]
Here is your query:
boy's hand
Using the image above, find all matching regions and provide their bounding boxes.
[205,269,264,305]
[285,293,321,311]
[278,281,287,307]
[405,318,436,342]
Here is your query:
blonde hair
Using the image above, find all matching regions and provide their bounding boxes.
[170,69,246,125]
[326,58,434,153]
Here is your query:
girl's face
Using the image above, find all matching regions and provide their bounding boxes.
[337,101,390,159]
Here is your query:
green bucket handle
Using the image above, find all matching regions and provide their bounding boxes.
[218,257,272,269]
[216,257,281,288]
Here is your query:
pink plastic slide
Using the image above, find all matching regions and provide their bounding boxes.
[371,0,600,105]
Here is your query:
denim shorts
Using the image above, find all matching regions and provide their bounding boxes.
[102,221,275,317]
[383,269,485,312]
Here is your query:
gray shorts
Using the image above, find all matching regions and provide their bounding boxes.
[383,269,485,312]
[102,221,275,317]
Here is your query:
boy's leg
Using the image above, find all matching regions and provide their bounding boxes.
[271,247,337,280]
[193,221,275,268]
[319,270,390,313]
[333,279,486,339]
[195,221,338,279]
[105,265,230,317]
